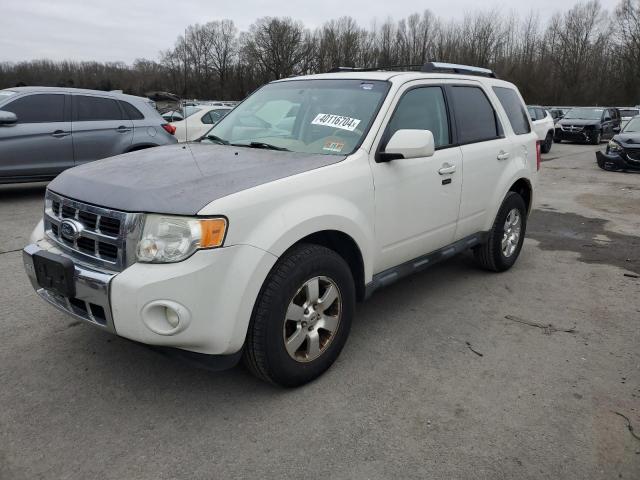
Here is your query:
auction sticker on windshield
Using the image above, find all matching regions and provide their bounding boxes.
[312,113,361,132]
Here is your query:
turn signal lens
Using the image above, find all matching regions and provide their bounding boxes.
[199,218,227,248]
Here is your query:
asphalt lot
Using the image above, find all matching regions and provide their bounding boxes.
[1,143,639,480]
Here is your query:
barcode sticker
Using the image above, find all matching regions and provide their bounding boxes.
[311,113,361,132]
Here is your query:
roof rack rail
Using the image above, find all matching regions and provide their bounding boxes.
[420,62,497,78]
[327,65,423,73]
[327,62,498,78]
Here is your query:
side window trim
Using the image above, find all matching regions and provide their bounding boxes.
[376,84,455,160]
[445,84,505,146]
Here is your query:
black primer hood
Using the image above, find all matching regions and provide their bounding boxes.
[48,143,345,215]
[613,132,640,147]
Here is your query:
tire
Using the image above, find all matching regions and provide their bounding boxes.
[243,243,355,387]
[474,192,527,272]
[590,131,602,145]
[541,132,553,154]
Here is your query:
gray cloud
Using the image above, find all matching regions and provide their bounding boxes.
[0,0,621,63]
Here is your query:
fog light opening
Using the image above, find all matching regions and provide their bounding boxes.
[141,300,191,336]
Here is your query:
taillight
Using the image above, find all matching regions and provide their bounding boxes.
[162,124,176,135]
[536,141,541,171]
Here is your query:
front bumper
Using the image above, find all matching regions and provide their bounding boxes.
[23,240,117,332]
[555,129,597,143]
[596,150,640,171]
[24,237,278,356]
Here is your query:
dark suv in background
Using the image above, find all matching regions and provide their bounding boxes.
[554,107,621,145]
[0,87,177,184]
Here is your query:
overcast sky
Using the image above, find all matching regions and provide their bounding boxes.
[0,0,621,64]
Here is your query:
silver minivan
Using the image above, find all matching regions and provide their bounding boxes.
[0,87,178,184]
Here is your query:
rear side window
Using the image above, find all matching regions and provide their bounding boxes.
[119,101,144,120]
[4,94,65,123]
[75,95,123,121]
[386,87,451,148]
[450,86,501,143]
[493,87,531,135]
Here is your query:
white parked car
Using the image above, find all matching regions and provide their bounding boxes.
[23,63,538,387]
[527,105,555,153]
[171,106,232,142]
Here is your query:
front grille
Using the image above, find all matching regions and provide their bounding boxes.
[561,125,584,132]
[44,191,142,271]
[627,148,640,161]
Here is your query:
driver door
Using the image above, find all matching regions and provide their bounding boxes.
[369,82,463,273]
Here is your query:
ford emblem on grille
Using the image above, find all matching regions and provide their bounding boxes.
[60,219,83,242]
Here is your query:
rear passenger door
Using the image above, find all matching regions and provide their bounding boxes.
[0,93,73,178]
[72,94,133,165]
[447,83,513,240]
[370,82,463,272]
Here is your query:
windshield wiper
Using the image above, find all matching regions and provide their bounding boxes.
[231,142,290,151]
[202,134,229,145]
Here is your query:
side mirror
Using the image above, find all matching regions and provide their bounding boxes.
[379,129,435,161]
[0,110,17,126]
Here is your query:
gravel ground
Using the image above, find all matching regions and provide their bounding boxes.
[0,142,638,480]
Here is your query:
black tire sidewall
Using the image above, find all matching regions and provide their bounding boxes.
[541,133,553,153]
[257,247,355,386]
[490,192,527,271]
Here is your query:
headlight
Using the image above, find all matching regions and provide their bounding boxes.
[136,215,227,263]
[607,140,623,153]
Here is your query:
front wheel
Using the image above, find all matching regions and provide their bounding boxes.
[243,243,355,387]
[474,192,527,272]
[590,131,602,145]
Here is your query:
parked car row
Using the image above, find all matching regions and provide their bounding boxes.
[0,87,177,184]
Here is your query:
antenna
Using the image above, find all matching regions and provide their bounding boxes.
[183,28,188,144]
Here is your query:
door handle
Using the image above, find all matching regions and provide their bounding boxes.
[51,130,70,138]
[116,126,132,133]
[497,151,510,161]
[438,163,456,175]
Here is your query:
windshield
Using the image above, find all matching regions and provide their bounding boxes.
[202,79,390,155]
[563,108,603,120]
[623,117,640,133]
[620,109,639,118]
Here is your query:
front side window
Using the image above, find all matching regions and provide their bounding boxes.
[203,79,390,155]
[3,94,65,123]
[385,86,450,148]
[201,109,228,125]
[451,86,501,144]
[75,96,123,121]
[495,88,531,135]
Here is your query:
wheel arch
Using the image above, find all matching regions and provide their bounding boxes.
[287,230,367,302]
[125,143,157,153]
[508,177,533,215]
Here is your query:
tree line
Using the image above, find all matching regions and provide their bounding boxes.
[1,0,639,106]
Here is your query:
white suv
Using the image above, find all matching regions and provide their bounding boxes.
[23,63,538,386]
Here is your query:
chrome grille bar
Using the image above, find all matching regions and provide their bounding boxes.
[44,190,143,272]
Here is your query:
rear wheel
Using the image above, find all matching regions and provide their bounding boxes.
[541,132,553,154]
[474,192,527,272]
[243,243,355,387]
